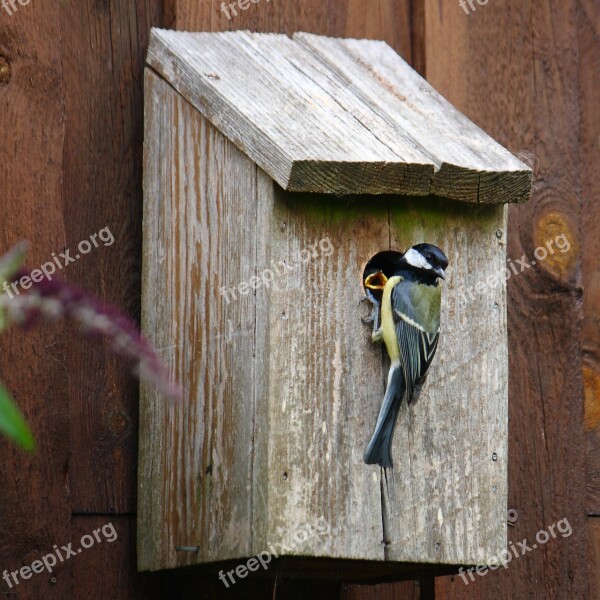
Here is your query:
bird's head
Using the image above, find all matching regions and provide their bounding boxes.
[402,243,448,281]
[362,251,403,297]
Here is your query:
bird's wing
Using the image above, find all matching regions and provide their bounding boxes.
[392,279,441,402]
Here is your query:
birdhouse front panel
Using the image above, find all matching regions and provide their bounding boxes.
[138,29,531,575]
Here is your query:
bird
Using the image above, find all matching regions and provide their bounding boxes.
[361,250,403,334]
[363,243,448,468]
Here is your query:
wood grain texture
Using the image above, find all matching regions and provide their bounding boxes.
[0,0,164,598]
[146,29,531,201]
[579,0,600,515]
[341,580,420,600]
[0,5,72,598]
[296,33,530,204]
[3,0,592,598]
[424,1,588,598]
[140,68,510,570]
[139,69,266,570]
[589,517,600,600]
[71,516,162,600]
[139,70,386,570]
[164,0,413,62]
[58,0,163,516]
[384,202,508,565]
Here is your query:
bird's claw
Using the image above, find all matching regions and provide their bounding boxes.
[361,295,377,324]
[361,291,380,335]
[362,312,375,324]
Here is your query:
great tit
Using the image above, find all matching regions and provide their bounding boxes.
[363,243,448,468]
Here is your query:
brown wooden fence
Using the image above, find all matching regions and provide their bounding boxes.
[0,1,595,598]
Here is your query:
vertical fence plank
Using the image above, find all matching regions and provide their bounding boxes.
[0,7,72,598]
[422,1,587,597]
[0,0,162,598]
[579,0,600,516]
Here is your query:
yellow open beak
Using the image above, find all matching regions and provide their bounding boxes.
[364,271,388,291]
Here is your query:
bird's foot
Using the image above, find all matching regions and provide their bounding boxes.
[361,292,379,328]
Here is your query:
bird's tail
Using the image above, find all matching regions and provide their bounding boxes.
[364,363,405,468]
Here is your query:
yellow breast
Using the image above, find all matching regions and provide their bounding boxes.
[381,275,402,363]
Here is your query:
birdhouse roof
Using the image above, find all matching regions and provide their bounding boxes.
[147,29,532,203]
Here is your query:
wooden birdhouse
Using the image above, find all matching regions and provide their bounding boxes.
[138,28,532,579]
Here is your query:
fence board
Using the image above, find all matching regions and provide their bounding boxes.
[422,1,587,596]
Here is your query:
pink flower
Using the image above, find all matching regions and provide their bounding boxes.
[1,266,181,400]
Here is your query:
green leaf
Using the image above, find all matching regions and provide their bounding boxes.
[0,242,28,332]
[0,241,27,284]
[0,380,35,451]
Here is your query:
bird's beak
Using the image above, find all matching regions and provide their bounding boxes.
[434,267,446,281]
[365,271,388,290]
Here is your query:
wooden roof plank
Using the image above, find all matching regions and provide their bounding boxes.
[232,32,435,164]
[148,30,436,195]
[296,33,532,203]
[146,29,532,202]
[210,31,436,194]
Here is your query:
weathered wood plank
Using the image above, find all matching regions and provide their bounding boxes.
[384,201,508,564]
[424,0,587,597]
[139,69,263,570]
[261,194,508,565]
[60,0,163,516]
[579,0,600,516]
[0,6,162,599]
[146,29,531,201]
[341,581,420,600]
[589,517,600,600]
[139,69,391,568]
[146,30,432,196]
[296,33,531,204]
[164,0,414,66]
[71,516,162,599]
[219,31,433,191]
[259,190,388,561]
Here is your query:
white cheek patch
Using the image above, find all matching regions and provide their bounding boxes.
[403,247,431,270]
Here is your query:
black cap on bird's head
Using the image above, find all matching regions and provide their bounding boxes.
[362,244,448,298]
[401,243,448,281]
